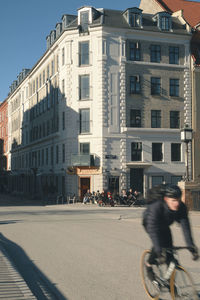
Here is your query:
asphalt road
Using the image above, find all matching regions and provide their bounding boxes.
[0,202,199,300]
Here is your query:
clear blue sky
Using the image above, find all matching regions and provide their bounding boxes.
[0,0,140,102]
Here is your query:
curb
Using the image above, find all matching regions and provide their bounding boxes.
[0,245,36,299]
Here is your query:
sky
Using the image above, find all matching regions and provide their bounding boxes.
[0,0,140,102]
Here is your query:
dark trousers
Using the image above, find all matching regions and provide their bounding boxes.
[148,227,174,265]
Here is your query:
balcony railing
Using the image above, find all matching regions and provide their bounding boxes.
[71,154,95,167]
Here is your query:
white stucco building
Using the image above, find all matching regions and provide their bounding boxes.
[6,5,192,199]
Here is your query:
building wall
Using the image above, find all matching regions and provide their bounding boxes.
[139,0,164,14]
[0,100,8,170]
[5,6,192,198]
[192,67,200,180]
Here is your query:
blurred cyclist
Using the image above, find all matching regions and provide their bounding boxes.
[143,184,199,281]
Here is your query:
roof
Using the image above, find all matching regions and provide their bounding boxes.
[156,0,200,27]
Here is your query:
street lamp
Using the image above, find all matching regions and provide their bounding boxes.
[181,125,193,181]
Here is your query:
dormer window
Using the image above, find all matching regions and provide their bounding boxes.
[130,12,141,27]
[161,16,170,31]
[80,11,89,32]
[78,6,101,33]
[153,12,172,31]
[123,7,142,28]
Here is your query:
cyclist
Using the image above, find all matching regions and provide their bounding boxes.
[143,184,199,281]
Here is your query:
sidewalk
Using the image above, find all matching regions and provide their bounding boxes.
[0,245,36,299]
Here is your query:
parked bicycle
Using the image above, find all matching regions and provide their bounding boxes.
[141,246,199,299]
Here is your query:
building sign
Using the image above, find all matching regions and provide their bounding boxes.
[105,155,117,159]
[76,167,102,175]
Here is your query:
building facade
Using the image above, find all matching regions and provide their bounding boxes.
[5,5,192,198]
[140,0,200,184]
[0,99,8,190]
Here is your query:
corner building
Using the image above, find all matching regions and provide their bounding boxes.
[7,6,191,198]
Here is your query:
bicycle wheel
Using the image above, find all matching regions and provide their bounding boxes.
[141,250,160,300]
[170,265,198,300]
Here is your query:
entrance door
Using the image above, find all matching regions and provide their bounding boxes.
[130,168,143,193]
[80,177,90,199]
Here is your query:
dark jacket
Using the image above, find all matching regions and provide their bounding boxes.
[143,200,194,255]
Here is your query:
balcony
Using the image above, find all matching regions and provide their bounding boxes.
[71,154,96,167]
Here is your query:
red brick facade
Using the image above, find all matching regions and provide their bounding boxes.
[0,100,8,170]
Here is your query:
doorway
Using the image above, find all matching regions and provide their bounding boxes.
[130,168,143,193]
[80,177,90,199]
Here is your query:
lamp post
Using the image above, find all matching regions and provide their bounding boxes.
[31,154,38,197]
[181,125,193,181]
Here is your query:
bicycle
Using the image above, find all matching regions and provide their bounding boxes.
[141,246,199,300]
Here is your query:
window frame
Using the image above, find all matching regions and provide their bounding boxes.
[151,77,161,95]
[131,142,142,161]
[170,111,180,129]
[151,110,161,128]
[171,143,181,162]
[150,45,161,63]
[170,78,179,97]
[129,42,141,61]
[130,76,141,94]
[80,142,90,154]
[79,74,90,100]
[169,46,179,64]
[152,143,163,161]
[79,41,89,66]
[79,108,90,134]
[130,109,141,127]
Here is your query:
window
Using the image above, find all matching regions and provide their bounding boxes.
[152,176,164,187]
[170,111,180,128]
[171,176,182,185]
[80,11,89,32]
[62,144,65,163]
[57,55,59,71]
[62,47,65,65]
[43,70,45,84]
[42,149,44,165]
[171,143,181,161]
[62,79,65,99]
[79,41,89,65]
[130,42,140,61]
[62,112,65,130]
[170,79,179,97]
[46,148,48,165]
[131,142,142,161]
[169,47,179,64]
[51,60,54,75]
[79,75,90,99]
[80,109,90,133]
[152,143,163,161]
[38,150,40,166]
[80,143,90,154]
[130,76,141,94]
[51,146,54,165]
[130,13,141,27]
[130,109,141,127]
[150,45,161,63]
[56,145,59,164]
[151,110,161,128]
[161,16,170,31]
[151,77,161,95]
[39,74,42,88]
[47,65,49,79]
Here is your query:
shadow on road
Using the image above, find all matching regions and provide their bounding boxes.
[0,233,68,300]
[0,220,21,225]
